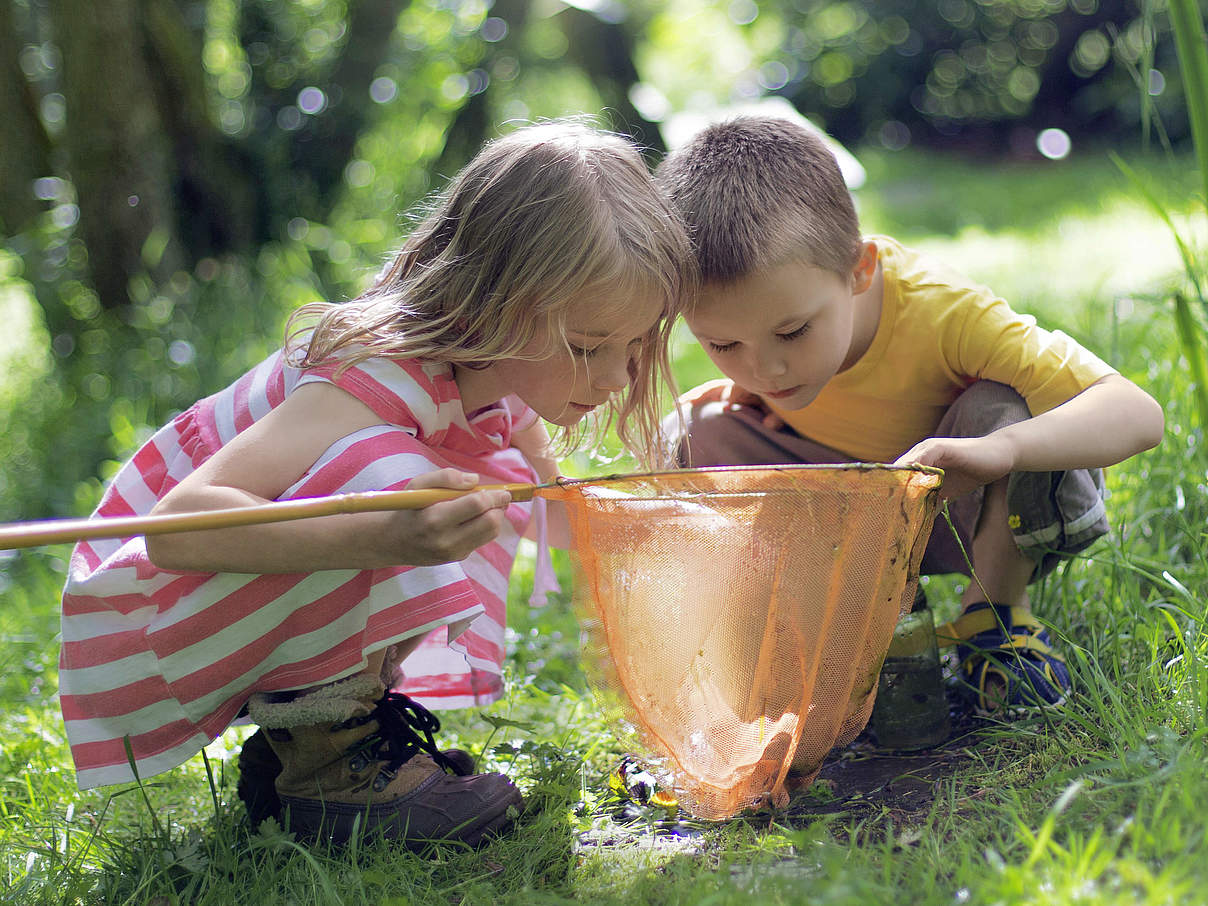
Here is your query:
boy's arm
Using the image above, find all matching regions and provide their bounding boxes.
[146,382,514,572]
[894,374,1164,498]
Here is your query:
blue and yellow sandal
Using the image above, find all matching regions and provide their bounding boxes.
[936,602,1070,713]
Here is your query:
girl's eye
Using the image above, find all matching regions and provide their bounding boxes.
[778,323,810,342]
[708,341,738,353]
[570,344,599,358]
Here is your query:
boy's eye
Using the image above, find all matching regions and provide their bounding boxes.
[777,323,810,341]
[708,340,738,353]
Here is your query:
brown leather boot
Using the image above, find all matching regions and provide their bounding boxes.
[246,676,521,847]
[237,729,477,828]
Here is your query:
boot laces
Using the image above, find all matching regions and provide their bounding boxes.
[364,691,466,776]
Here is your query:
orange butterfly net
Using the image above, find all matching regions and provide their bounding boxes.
[0,460,941,818]
[542,463,943,819]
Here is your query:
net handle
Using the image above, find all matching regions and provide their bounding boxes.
[0,483,540,551]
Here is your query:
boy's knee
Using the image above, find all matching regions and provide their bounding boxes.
[668,402,752,468]
[938,381,1031,439]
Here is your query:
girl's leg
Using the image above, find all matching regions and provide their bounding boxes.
[243,667,520,848]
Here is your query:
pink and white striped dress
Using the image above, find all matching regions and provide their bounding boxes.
[60,348,540,789]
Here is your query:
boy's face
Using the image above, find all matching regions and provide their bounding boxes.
[686,258,864,411]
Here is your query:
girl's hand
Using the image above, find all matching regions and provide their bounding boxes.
[379,469,513,565]
[893,435,1017,499]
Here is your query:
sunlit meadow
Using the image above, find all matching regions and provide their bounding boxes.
[2,147,1206,905]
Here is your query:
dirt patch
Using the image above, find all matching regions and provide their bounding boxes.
[579,702,988,851]
[785,707,986,824]
[790,740,973,818]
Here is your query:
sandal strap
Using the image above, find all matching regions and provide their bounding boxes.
[935,603,1041,646]
[961,630,1064,664]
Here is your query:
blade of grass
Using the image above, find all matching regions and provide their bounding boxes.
[123,734,166,839]
[1174,291,1208,427]
[1169,0,1208,211]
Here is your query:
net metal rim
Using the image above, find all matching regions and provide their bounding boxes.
[549,461,944,495]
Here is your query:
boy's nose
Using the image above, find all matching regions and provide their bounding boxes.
[751,352,788,382]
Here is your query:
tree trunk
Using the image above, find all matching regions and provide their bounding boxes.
[142,0,265,256]
[561,6,665,158]
[430,0,530,181]
[47,0,181,308]
[0,0,52,234]
[291,0,411,214]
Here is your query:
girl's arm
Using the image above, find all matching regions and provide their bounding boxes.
[146,382,514,573]
[895,374,1165,498]
[510,420,571,548]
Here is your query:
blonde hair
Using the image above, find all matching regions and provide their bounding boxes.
[288,120,696,467]
[655,115,862,284]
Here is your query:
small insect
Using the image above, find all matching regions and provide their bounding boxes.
[609,755,679,813]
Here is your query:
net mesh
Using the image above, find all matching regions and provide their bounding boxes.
[542,463,942,819]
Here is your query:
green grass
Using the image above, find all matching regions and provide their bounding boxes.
[2,147,1206,905]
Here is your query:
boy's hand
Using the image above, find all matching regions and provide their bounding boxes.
[681,379,785,429]
[894,435,1016,499]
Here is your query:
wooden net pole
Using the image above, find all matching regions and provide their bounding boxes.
[0,483,538,551]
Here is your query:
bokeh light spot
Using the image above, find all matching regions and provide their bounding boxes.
[1037,127,1071,160]
[168,340,195,366]
[52,204,79,229]
[33,178,66,201]
[287,217,309,241]
[441,74,469,102]
[277,106,303,131]
[344,159,375,188]
[878,120,911,150]
[481,16,508,42]
[370,77,398,104]
[629,83,671,122]
[729,0,758,25]
[297,86,326,115]
[758,61,790,91]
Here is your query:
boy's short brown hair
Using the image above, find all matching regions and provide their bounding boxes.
[655,115,862,284]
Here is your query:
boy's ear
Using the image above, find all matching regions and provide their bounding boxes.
[850,240,878,293]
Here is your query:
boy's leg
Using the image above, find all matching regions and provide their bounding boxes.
[929,382,1106,710]
[673,384,1103,714]
[923,380,1108,583]
[667,397,853,468]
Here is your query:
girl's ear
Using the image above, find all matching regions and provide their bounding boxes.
[850,240,878,293]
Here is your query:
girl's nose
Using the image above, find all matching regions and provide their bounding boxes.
[592,348,630,392]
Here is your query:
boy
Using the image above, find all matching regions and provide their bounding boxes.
[656,115,1164,712]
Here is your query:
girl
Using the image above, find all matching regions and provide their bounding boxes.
[59,121,695,848]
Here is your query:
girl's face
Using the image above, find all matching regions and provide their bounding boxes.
[458,287,664,426]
